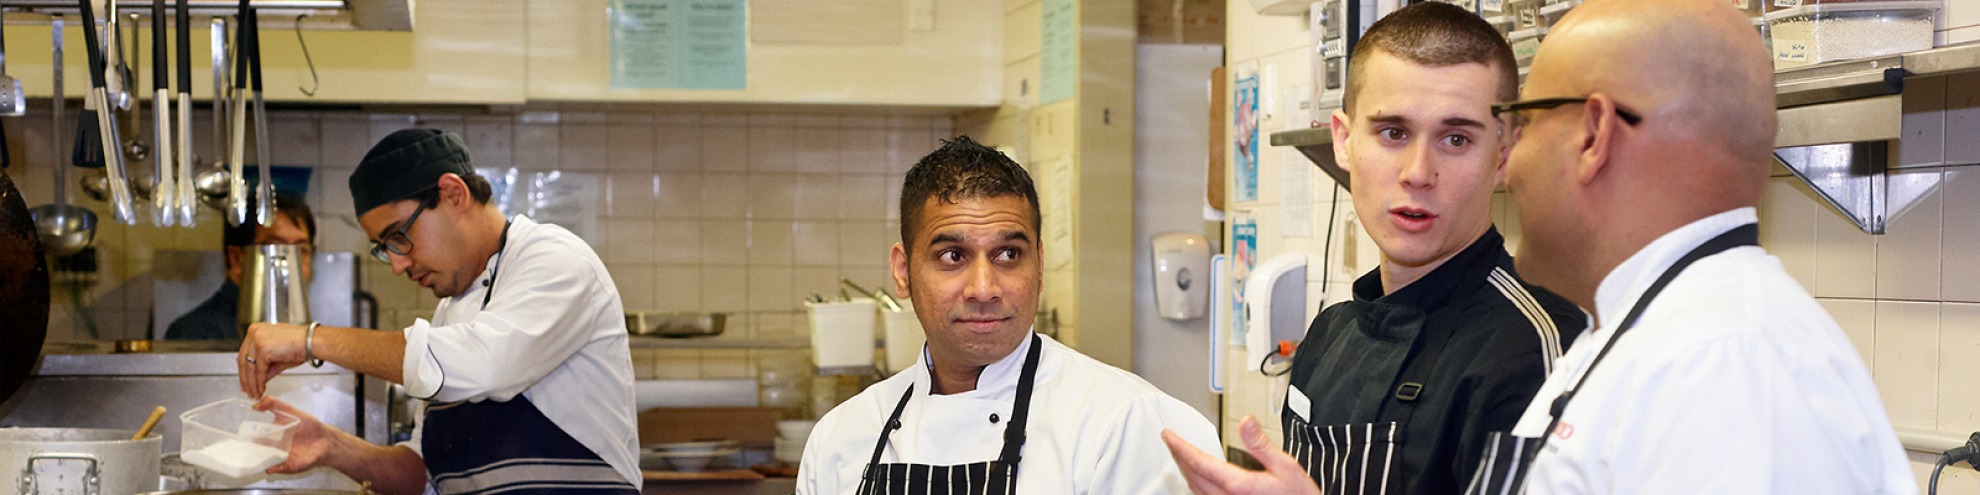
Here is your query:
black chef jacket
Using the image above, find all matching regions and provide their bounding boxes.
[1279,227,1585,495]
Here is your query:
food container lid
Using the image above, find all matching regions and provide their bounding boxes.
[1509,26,1551,41]
[1763,0,1939,21]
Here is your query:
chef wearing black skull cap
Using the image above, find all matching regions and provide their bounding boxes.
[237,129,641,495]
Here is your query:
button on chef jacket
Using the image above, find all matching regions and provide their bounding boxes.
[1281,227,1585,494]
[399,215,642,489]
[797,332,1223,494]
[1509,208,1914,494]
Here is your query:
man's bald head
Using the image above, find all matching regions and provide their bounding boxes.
[1536,0,1776,177]
[1504,0,1778,309]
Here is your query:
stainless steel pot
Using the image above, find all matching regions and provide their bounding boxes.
[0,428,162,495]
[239,244,312,336]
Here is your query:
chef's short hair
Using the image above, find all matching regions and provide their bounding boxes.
[406,172,495,206]
[1344,2,1518,116]
[223,190,317,248]
[897,136,1040,253]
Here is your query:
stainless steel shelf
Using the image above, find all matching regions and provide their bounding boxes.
[1268,126,1348,193]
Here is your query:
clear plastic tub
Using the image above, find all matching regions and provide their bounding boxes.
[1540,0,1579,26]
[1508,0,1547,30]
[178,398,298,479]
[1765,1,1937,69]
[1510,27,1548,70]
[1485,15,1515,40]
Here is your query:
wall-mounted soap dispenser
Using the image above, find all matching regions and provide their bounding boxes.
[1245,252,1309,362]
[1151,232,1212,321]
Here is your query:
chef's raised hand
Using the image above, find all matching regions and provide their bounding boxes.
[1161,416,1323,495]
[238,322,308,398]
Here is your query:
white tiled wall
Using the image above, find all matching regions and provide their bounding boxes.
[1221,0,1980,491]
[14,102,949,381]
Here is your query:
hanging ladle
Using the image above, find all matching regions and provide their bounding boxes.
[29,16,98,256]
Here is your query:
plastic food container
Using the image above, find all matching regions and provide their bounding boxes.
[1510,27,1548,70]
[1541,0,1579,27]
[805,299,879,369]
[1765,1,1937,69]
[178,398,298,479]
[1485,15,1515,40]
[1508,0,1547,29]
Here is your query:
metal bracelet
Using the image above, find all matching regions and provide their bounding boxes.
[305,322,325,368]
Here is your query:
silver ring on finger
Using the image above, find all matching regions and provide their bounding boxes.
[245,356,257,364]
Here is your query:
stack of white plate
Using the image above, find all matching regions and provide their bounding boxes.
[775,420,817,463]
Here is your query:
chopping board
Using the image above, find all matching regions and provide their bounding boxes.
[0,169,50,403]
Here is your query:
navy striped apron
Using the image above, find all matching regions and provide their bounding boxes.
[857,335,1042,495]
[420,221,639,495]
[1464,224,1757,494]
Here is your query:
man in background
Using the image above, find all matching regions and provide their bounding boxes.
[166,190,316,341]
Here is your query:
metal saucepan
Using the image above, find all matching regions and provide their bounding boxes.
[0,428,162,495]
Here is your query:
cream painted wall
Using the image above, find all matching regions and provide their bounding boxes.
[1222,1,1980,492]
[956,0,1139,370]
[525,0,1001,107]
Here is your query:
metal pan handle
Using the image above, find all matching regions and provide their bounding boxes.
[18,452,102,495]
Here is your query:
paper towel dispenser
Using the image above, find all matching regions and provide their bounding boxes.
[1245,252,1309,349]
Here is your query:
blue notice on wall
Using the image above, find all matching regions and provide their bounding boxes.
[610,0,747,90]
[1230,214,1258,347]
[1234,68,1260,203]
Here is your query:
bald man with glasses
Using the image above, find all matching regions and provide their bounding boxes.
[235,129,642,495]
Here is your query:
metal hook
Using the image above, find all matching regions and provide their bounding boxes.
[294,14,318,96]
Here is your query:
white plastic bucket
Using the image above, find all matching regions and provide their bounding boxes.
[806,299,879,368]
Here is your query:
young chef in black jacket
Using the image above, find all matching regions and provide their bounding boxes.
[1267,4,1585,494]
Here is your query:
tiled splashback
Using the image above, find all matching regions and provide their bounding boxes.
[11,102,951,382]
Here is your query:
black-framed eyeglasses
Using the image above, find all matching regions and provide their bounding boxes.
[369,200,432,264]
[1491,97,1644,128]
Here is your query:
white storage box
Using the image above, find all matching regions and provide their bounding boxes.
[1766,1,1937,69]
[881,307,925,374]
[806,299,879,369]
[179,398,298,479]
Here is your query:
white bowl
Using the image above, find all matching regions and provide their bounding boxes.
[776,420,817,439]
[641,447,740,472]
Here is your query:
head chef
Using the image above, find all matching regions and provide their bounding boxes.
[796,136,1221,494]
[235,129,642,495]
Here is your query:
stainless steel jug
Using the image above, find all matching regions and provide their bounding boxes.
[238,244,310,335]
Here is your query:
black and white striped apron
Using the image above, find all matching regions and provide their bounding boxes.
[1464,224,1758,494]
[857,334,1043,495]
[1284,419,1403,494]
[418,221,638,495]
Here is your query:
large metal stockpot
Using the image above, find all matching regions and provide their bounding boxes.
[0,428,162,495]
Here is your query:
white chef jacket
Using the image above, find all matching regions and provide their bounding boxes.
[797,333,1223,495]
[397,215,641,487]
[1510,208,1914,494]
